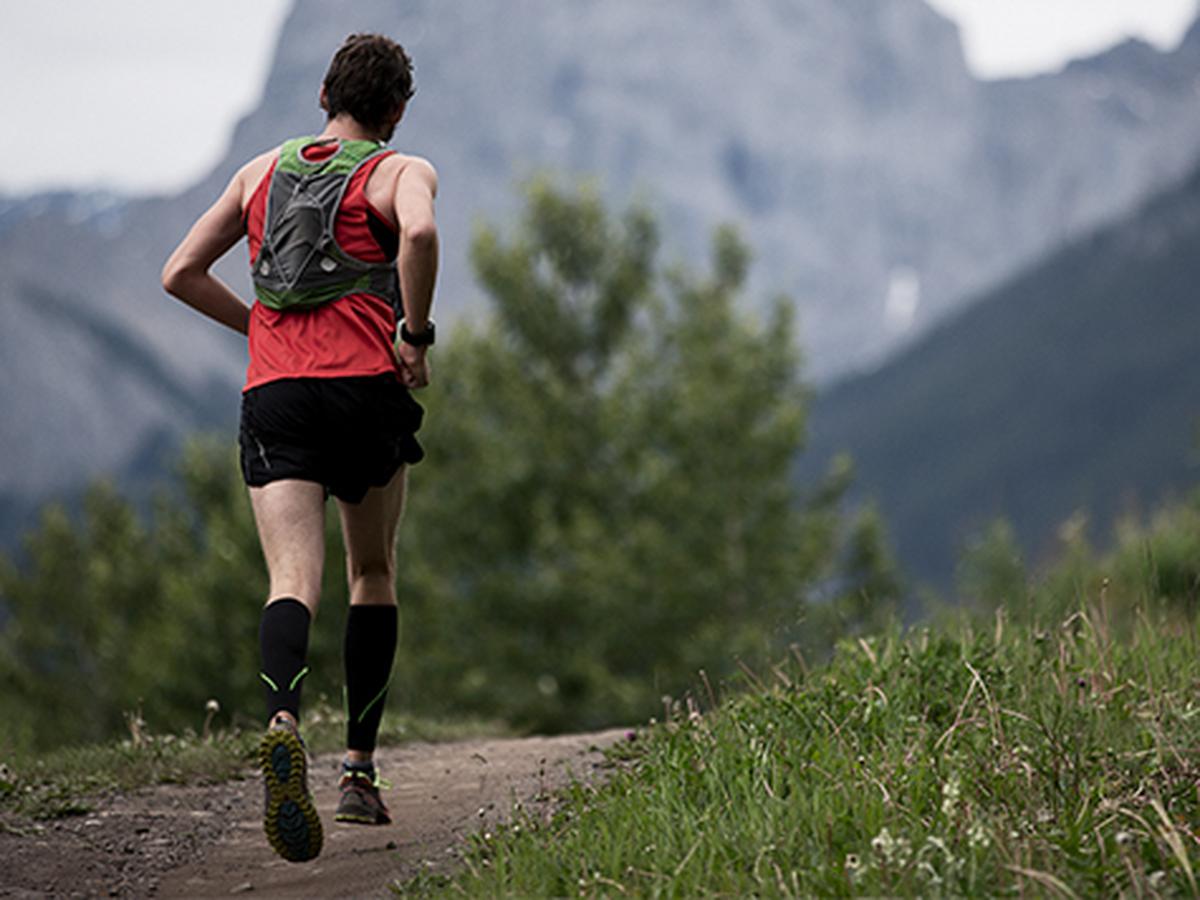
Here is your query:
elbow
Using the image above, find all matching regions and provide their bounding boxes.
[160,269,177,297]
[403,221,438,251]
[161,258,185,296]
[161,254,201,298]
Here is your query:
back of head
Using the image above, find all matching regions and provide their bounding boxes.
[321,34,415,133]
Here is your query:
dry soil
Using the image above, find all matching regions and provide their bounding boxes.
[0,728,627,899]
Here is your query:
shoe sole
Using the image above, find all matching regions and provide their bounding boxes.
[260,728,323,862]
[334,809,391,825]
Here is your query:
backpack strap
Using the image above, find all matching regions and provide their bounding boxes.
[252,137,398,311]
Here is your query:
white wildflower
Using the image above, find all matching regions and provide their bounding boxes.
[917,861,943,886]
[967,821,990,850]
[941,774,961,817]
[919,835,959,872]
[871,827,911,867]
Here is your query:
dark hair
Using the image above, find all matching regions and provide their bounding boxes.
[321,34,415,132]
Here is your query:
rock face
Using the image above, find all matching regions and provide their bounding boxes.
[2,0,1199,542]
[802,157,1200,590]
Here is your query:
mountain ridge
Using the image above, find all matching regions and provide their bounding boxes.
[802,155,1200,589]
[2,0,1199,550]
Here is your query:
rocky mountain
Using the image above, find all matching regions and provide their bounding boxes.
[2,0,1200,546]
[232,0,1200,376]
[801,156,1200,590]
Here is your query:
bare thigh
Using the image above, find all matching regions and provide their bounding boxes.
[249,479,327,614]
[337,465,408,606]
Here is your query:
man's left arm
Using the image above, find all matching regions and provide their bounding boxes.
[161,169,251,335]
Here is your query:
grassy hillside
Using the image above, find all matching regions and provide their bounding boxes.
[416,497,1200,896]
[801,159,1200,590]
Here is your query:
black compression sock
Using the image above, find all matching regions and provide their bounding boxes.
[344,604,398,753]
[341,758,376,776]
[259,597,312,721]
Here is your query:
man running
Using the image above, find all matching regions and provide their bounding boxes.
[162,33,438,863]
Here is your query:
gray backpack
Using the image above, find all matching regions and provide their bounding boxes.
[251,136,399,312]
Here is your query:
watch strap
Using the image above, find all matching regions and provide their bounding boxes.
[399,318,436,347]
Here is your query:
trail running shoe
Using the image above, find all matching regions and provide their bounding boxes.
[334,764,392,825]
[259,715,323,862]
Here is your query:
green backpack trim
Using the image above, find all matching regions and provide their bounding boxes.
[251,136,400,312]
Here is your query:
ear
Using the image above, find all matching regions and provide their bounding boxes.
[319,86,330,113]
[390,102,407,127]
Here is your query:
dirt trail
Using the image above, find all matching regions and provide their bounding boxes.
[0,729,627,899]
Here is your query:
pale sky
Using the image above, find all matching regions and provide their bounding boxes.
[0,1,1196,195]
[926,0,1199,77]
[0,0,291,195]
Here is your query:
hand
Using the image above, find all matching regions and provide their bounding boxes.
[395,340,430,389]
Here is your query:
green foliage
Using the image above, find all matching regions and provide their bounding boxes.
[0,179,893,750]
[1111,499,1200,615]
[962,493,1200,631]
[0,439,354,753]
[0,726,258,820]
[393,178,867,731]
[425,604,1200,898]
[955,519,1029,617]
[810,502,904,641]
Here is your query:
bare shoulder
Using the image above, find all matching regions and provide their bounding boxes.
[237,147,279,178]
[398,154,437,183]
[367,153,437,226]
[233,147,281,207]
[377,152,438,193]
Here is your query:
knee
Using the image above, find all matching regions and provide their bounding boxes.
[347,556,396,606]
[346,556,393,587]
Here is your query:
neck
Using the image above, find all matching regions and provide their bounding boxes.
[320,115,387,144]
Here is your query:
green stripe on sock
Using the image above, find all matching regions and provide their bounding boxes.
[288,666,310,692]
[356,682,391,724]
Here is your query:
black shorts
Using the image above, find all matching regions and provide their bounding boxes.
[239,375,424,504]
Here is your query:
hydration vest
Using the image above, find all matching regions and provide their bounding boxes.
[251,137,399,312]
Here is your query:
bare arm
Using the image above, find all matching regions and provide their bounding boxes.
[392,157,439,388]
[161,167,253,335]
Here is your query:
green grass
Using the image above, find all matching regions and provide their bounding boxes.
[409,600,1200,897]
[0,700,505,821]
[0,728,257,820]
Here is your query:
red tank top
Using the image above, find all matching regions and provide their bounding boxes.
[242,140,401,391]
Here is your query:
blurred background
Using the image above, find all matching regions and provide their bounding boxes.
[1,0,1198,750]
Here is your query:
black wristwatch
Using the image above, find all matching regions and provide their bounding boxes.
[398,318,436,347]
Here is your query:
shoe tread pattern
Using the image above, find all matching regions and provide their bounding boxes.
[259,728,323,862]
